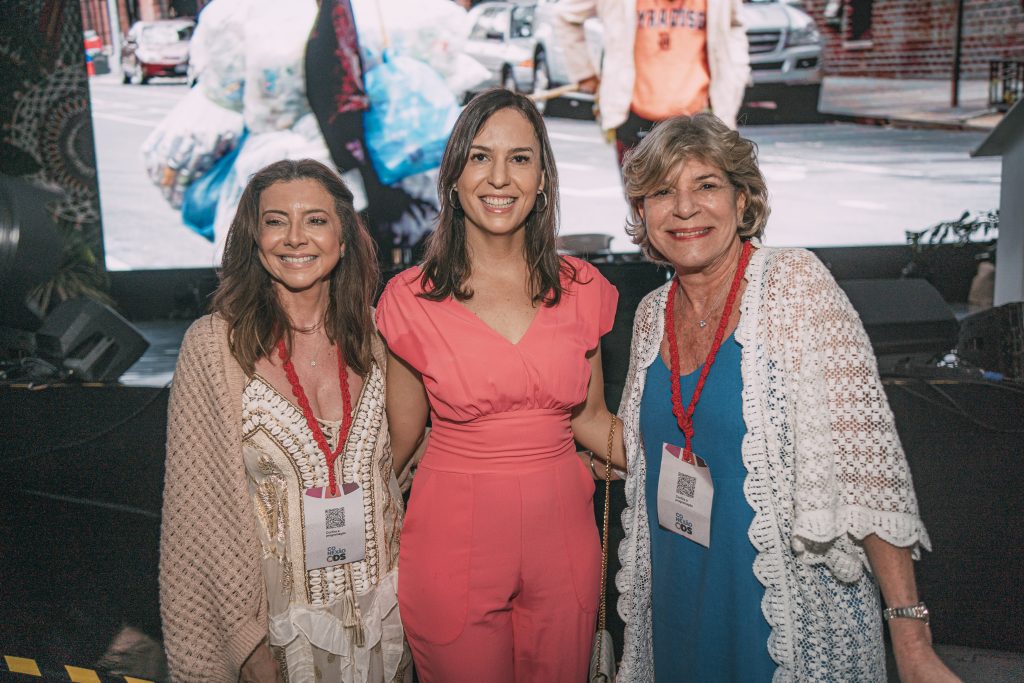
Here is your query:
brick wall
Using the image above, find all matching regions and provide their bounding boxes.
[800,0,1024,79]
[80,0,156,44]
[79,0,207,46]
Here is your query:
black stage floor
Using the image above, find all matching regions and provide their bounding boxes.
[2,319,1023,682]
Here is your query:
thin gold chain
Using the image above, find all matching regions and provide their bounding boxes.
[595,414,616,661]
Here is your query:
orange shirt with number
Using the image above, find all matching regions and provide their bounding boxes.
[632,0,711,121]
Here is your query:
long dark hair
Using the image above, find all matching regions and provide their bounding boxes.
[419,88,576,305]
[212,158,379,376]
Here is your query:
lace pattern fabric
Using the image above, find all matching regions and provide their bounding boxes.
[616,246,931,682]
[242,364,409,683]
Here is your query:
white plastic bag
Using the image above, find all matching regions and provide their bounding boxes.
[190,0,251,111]
[242,0,319,133]
[350,0,486,95]
[141,86,244,208]
[212,114,367,259]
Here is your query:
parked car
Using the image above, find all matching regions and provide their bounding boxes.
[462,3,539,99]
[463,0,601,114]
[121,19,195,85]
[464,0,823,120]
[742,0,824,120]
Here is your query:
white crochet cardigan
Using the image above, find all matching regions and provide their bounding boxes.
[615,246,932,682]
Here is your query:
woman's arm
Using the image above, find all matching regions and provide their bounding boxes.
[863,536,960,683]
[570,346,627,471]
[385,348,429,475]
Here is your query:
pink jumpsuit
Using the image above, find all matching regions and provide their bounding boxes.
[375,257,618,683]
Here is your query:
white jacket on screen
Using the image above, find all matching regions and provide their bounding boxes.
[554,0,751,130]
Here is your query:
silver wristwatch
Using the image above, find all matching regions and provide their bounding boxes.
[882,601,930,625]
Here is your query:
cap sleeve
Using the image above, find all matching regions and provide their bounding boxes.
[595,269,618,338]
[566,257,619,348]
[374,269,428,372]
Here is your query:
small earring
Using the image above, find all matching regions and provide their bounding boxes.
[448,186,461,211]
[535,189,547,212]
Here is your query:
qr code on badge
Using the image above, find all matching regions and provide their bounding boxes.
[676,472,696,498]
[326,507,346,530]
[675,512,693,535]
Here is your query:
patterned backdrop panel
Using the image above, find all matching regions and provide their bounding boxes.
[1,0,107,310]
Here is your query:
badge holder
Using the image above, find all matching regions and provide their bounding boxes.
[656,442,713,547]
[303,482,366,570]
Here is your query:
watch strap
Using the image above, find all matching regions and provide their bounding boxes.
[882,601,930,625]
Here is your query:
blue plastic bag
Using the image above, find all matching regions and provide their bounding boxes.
[181,131,247,242]
[363,52,460,186]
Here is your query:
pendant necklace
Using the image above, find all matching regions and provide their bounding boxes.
[299,330,328,368]
[290,317,326,366]
[309,339,324,368]
[692,283,730,329]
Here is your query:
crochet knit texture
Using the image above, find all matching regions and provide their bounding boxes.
[615,247,931,682]
[161,316,268,681]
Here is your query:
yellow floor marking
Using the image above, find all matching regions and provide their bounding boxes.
[65,665,102,682]
[123,678,156,683]
[4,656,42,676]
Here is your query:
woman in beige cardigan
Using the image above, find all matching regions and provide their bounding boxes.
[161,159,411,682]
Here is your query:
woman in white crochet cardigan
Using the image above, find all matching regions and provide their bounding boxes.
[608,113,960,682]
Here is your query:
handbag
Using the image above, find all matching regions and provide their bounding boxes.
[589,416,618,683]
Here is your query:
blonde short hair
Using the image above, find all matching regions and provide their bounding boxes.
[622,113,769,264]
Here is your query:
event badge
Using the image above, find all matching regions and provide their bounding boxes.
[657,443,714,547]
[303,483,365,570]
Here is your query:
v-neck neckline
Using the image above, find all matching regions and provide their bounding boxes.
[250,367,370,427]
[448,297,543,347]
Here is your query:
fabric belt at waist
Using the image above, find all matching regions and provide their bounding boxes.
[423,408,576,473]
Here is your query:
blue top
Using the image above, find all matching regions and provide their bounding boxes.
[639,334,774,682]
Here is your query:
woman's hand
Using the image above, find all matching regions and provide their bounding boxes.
[862,535,961,683]
[239,639,282,683]
[890,622,960,683]
[576,450,622,481]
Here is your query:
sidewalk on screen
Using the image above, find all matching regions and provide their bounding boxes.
[819,76,1004,131]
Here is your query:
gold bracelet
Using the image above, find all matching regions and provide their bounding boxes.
[588,451,598,478]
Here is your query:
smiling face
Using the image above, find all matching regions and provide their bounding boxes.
[256,178,344,294]
[641,157,746,275]
[456,107,544,240]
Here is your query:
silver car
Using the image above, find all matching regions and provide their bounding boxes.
[465,0,824,120]
[462,0,602,114]
[462,3,538,92]
[743,0,824,120]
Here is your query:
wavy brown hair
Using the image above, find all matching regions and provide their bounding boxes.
[622,112,770,265]
[212,159,379,376]
[419,88,576,305]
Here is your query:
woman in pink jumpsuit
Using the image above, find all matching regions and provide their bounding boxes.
[375,89,623,682]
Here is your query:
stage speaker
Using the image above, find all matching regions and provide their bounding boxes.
[957,302,1024,381]
[35,298,150,382]
[0,175,64,330]
[836,279,959,360]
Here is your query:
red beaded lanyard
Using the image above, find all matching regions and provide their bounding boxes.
[276,339,353,496]
[665,240,753,453]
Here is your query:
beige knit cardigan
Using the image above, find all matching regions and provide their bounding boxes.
[160,314,392,682]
